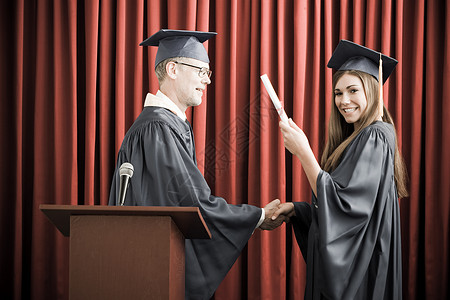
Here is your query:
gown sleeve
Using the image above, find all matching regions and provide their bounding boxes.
[109,117,261,300]
[291,202,312,260]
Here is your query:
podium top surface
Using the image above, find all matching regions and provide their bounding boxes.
[40,205,211,239]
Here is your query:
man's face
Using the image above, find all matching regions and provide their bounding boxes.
[174,58,211,109]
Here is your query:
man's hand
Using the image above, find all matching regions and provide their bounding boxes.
[264,199,281,218]
[259,199,285,230]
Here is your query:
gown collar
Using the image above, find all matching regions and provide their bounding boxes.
[144,90,187,121]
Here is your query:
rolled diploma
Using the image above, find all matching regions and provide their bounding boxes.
[260,74,289,123]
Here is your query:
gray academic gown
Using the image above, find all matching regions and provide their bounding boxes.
[291,121,402,300]
[109,106,261,300]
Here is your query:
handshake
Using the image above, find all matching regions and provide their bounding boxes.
[259,199,296,230]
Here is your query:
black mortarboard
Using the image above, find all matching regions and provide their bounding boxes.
[140,29,217,69]
[327,40,398,84]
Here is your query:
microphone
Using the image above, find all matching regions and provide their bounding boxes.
[118,162,134,206]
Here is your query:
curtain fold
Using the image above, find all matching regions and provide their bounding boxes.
[424,1,449,298]
[401,1,426,298]
[1,0,449,299]
[12,1,24,299]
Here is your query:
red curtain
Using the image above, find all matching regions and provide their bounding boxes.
[1,0,449,299]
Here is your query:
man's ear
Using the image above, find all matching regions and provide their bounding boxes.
[166,61,177,79]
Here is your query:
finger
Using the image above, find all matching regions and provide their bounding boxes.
[282,120,295,131]
[279,120,289,129]
[269,199,281,207]
[280,128,291,139]
[288,118,302,131]
[271,209,282,220]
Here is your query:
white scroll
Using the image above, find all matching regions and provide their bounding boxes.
[260,74,289,123]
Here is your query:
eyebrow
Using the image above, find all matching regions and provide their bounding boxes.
[334,84,360,91]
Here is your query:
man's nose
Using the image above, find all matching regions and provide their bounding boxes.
[202,76,211,85]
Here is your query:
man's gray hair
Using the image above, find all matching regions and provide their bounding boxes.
[155,57,185,84]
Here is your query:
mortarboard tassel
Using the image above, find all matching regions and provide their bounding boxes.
[378,53,384,117]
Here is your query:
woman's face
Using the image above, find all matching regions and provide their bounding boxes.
[334,74,368,128]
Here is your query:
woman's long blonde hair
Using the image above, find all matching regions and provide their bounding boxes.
[321,70,408,198]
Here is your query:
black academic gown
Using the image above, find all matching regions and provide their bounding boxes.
[291,121,402,300]
[109,107,261,300]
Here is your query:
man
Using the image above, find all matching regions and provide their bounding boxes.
[109,29,283,300]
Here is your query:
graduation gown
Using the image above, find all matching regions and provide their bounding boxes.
[291,121,402,300]
[109,106,261,300]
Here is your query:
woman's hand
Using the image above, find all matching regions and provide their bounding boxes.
[279,119,311,157]
[271,202,295,221]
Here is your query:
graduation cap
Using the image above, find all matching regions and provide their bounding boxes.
[327,40,397,84]
[140,29,217,69]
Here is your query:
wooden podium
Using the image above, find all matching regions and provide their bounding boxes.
[40,205,211,300]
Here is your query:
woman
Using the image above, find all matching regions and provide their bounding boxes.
[272,40,408,299]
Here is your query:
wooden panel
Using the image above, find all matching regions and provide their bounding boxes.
[69,215,184,300]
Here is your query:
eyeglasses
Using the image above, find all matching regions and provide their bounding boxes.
[173,61,212,78]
